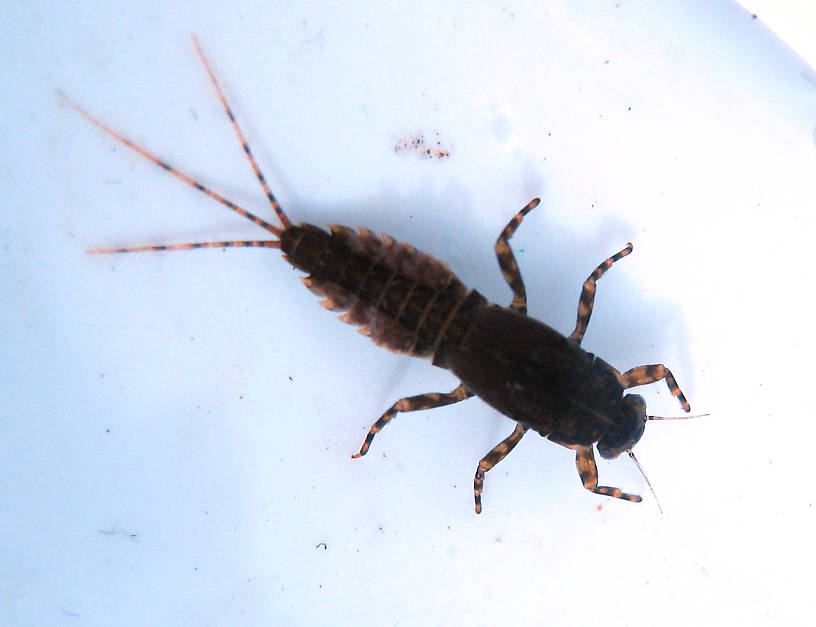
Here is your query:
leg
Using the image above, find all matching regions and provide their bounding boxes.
[473,423,529,514]
[568,243,633,345]
[351,383,473,458]
[495,198,540,314]
[575,445,642,502]
[620,365,691,412]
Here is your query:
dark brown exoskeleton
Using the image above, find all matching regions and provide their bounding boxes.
[64,38,693,513]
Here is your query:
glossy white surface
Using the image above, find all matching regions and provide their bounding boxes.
[2,1,814,625]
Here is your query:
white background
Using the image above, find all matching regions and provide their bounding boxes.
[2,1,815,625]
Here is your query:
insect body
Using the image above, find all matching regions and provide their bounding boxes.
[64,38,692,514]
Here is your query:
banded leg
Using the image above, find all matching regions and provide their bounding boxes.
[568,243,633,345]
[495,198,540,314]
[620,364,691,412]
[473,423,529,514]
[575,445,642,502]
[352,383,473,458]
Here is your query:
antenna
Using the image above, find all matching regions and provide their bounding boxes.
[631,413,707,511]
[647,413,709,421]
[628,450,663,514]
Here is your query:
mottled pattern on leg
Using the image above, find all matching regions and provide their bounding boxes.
[473,423,529,514]
[495,198,540,314]
[575,446,642,502]
[352,383,472,458]
[568,243,632,345]
[621,364,690,412]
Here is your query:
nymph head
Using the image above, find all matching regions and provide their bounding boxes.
[597,394,647,460]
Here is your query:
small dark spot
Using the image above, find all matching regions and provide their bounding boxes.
[316,542,327,549]
[98,526,138,541]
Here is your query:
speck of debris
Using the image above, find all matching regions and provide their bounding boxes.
[98,526,139,541]
[288,376,293,382]
[316,542,327,550]
[393,131,452,160]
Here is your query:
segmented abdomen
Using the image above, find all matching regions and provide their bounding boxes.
[280,223,486,365]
